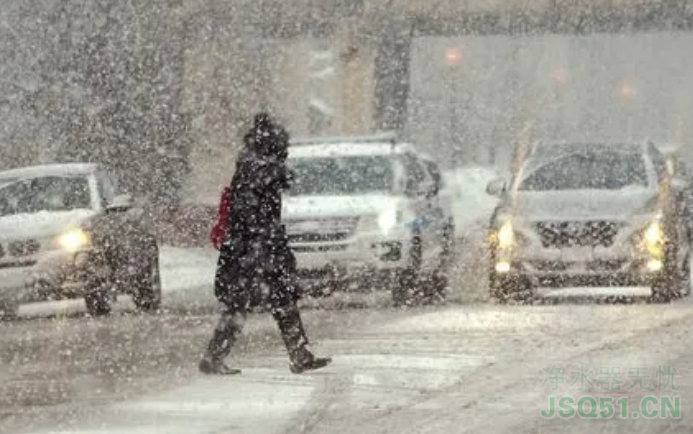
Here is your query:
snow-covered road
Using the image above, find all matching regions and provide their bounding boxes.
[3,301,693,434]
[4,240,693,434]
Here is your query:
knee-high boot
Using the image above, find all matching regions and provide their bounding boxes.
[271,302,331,373]
[199,309,245,375]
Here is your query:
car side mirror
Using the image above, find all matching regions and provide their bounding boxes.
[432,175,443,197]
[404,180,420,197]
[486,178,507,197]
[106,194,133,213]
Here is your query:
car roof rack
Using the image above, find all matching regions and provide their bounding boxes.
[290,131,398,146]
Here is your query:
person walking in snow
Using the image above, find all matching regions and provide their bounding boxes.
[199,113,332,375]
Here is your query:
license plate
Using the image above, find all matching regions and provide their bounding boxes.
[560,247,593,262]
[288,221,321,234]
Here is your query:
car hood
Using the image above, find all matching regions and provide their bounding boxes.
[0,209,97,239]
[283,195,401,220]
[511,188,659,221]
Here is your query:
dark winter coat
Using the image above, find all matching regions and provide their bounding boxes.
[214,119,297,307]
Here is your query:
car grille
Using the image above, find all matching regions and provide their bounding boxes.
[2,239,41,257]
[534,221,621,248]
[530,259,627,271]
[285,217,359,244]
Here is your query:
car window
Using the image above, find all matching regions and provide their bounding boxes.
[0,176,92,216]
[519,151,650,191]
[287,155,396,196]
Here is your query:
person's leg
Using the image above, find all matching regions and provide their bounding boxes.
[199,302,246,375]
[268,273,331,373]
[200,262,249,375]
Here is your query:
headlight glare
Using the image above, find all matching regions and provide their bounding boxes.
[644,221,664,246]
[58,228,89,252]
[497,221,514,249]
[378,208,399,233]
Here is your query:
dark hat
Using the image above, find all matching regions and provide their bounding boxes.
[254,112,272,129]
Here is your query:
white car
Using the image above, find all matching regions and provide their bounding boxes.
[0,163,161,318]
[283,133,455,305]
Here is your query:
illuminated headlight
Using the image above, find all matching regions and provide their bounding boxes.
[633,219,665,259]
[495,261,511,273]
[497,221,515,249]
[643,221,664,246]
[378,208,400,234]
[646,259,663,272]
[58,228,90,252]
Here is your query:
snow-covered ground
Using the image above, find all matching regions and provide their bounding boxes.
[10,302,693,434]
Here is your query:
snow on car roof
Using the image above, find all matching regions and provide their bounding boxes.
[0,163,98,181]
[288,142,413,159]
[531,141,646,156]
[525,142,648,169]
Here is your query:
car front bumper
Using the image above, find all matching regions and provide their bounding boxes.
[292,229,412,283]
[0,248,110,304]
[491,241,665,287]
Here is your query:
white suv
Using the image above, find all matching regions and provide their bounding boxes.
[283,133,455,305]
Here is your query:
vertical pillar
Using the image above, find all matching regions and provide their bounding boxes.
[334,19,374,134]
[372,18,412,133]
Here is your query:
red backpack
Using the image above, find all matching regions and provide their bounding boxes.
[210,186,232,250]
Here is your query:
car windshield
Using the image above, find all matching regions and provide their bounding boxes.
[287,155,395,196]
[519,151,649,191]
[0,175,92,216]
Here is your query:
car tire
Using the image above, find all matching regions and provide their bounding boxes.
[422,224,455,304]
[0,301,18,321]
[489,274,535,304]
[680,253,692,298]
[649,238,689,303]
[421,272,448,305]
[650,276,676,303]
[132,247,162,313]
[84,288,112,317]
[392,233,423,307]
[392,268,418,307]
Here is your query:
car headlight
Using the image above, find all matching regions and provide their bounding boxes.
[497,221,514,249]
[643,220,664,246]
[58,228,90,252]
[378,208,400,234]
[638,219,665,258]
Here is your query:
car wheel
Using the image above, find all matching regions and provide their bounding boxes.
[0,301,18,321]
[392,233,423,307]
[426,224,455,301]
[650,276,676,303]
[489,274,535,304]
[649,243,688,303]
[681,253,692,297]
[132,248,162,313]
[84,288,113,317]
[392,268,418,307]
[421,272,448,306]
